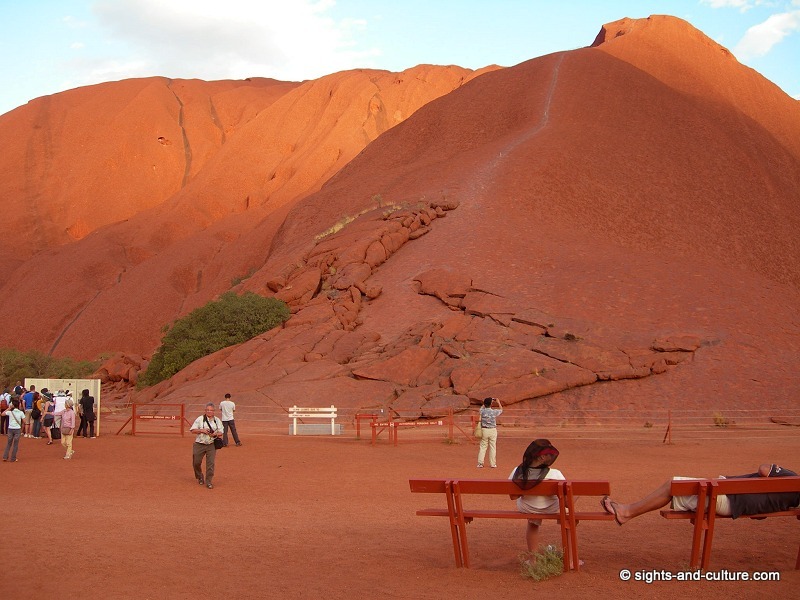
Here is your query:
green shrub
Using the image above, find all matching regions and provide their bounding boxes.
[0,348,99,390]
[519,545,564,581]
[140,292,289,387]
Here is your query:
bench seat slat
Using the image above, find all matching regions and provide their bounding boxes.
[461,510,562,521]
[416,509,450,517]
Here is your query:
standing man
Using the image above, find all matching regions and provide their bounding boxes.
[21,385,36,438]
[189,403,223,489]
[219,393,242,447]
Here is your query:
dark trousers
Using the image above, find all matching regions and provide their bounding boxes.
[192,442,216,483]
[77,418,95,437]
[222,420,240,446]
[32,419,42,437]
[0,415,7,434]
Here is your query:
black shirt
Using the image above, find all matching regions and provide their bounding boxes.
[726,467,800,519]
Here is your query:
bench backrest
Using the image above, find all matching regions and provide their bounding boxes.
[668,479,711,496]
[565,480,612,496]
[710,476,800,495]
[409,479,450,494]
[452,479,562,497]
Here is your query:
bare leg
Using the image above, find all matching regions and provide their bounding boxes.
[602,479,673,524]
[525,522,540,552]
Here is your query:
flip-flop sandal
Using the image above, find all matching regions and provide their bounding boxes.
[600,495,623,526]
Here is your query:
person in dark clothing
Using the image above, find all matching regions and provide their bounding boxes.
[76,389,96,438]
[601,464,799,525]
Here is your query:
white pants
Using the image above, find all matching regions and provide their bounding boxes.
[477,427,498,467]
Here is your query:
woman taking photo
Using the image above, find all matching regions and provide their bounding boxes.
[476,397,502,468]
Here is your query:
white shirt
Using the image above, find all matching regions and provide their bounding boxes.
[191,415,223,444]
[219,400,236,422]
[509,467,565,513]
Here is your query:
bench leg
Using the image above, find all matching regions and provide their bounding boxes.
[700,491,719,570]
[689,485,710,569]
[445,484,463,568]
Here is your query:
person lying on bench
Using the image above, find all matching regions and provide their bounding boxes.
[509,439,563,551]
[601,463,799,525]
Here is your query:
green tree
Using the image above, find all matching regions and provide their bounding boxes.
[140,292,289,387]
[0,348,98,390]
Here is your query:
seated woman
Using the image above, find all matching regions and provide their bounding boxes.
[601,463,799,525]
[509,439,563,552]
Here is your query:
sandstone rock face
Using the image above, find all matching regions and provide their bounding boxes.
[4,17,800,417]
[0,66,486,358]
[121,200,705,419]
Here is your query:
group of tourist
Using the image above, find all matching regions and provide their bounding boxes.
[1,383,97,462]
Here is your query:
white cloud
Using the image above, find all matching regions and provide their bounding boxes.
[735,10,800,57]
[87,0,377,84]
[701,0,752,9]
[699,0,776,11]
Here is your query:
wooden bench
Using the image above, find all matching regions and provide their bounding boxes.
[660,476,800,570]
[408,479,462,566]
[288,405,338,435]
[410,478,613,570]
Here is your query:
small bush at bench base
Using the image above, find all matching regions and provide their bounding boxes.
[519,545,563,581]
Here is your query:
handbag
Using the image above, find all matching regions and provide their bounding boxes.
[473,421,482,438]
[51,425,62,440]
[204,416,223,449]
[61,427,73,436]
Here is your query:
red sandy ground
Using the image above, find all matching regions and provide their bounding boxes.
[1,425,797,599]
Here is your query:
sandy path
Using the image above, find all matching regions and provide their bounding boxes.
[1,426,797,599]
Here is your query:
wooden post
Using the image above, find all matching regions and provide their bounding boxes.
[447,408,454,442]
[132,403,137,436]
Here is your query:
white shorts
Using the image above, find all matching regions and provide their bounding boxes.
[517,498,560,525]
[671,476,732,516]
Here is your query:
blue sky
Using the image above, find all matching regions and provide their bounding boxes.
[1,0,798,116]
